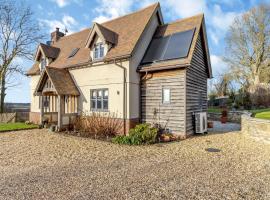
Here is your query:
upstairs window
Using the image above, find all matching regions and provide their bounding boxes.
[93,43,104,60]
[68,48,79,58]
[40,57,47,71]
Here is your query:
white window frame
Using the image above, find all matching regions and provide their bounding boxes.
[162,88,171,104]
[93,43,104,60]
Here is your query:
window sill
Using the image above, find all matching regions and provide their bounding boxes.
[91,109,109,112]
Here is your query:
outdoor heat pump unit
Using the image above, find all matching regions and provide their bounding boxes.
[194,112,207,134]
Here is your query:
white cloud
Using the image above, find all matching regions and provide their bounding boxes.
[210,54,228,77]
[164,0,207,18]
[50,0,83,8]
[210,4,238,31]
[93,0,133,23]
[39,15,78,34]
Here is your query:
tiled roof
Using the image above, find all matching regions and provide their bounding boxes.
[46,67,80,95]
[40,43,60,59]
[27,3,160,75]
[35,67,80,96]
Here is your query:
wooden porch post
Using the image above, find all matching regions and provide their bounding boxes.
[57,95,62,131]
[40,96,44,124]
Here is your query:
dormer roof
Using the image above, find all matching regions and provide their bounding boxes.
[35,43,60,61]
[85,23,117,47]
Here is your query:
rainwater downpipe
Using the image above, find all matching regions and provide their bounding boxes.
[114,60,127,135]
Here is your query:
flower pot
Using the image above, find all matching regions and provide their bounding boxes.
[207,121,213,128]
[161,135,171,142]
[221,117,227,124]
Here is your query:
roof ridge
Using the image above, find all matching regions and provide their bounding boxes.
[101,3,159,25]
[54,3,159,42]
[56,28,91,41]
[161,13,204,26]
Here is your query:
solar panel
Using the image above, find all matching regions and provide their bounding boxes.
[68,48,79,58]
[141,28,195,64]
[141,36,170,64]
[163,29,195,60]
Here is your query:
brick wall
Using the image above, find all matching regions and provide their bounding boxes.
[242,115,270,144]
[29,112,40,124]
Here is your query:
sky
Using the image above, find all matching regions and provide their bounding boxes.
[6,0,270,103]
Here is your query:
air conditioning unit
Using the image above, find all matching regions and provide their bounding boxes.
[194,112,207,134]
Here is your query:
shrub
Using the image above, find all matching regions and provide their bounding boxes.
[112,123,158,145]
[73,112,123,138]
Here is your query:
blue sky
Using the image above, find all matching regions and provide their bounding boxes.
[6,0,269,103]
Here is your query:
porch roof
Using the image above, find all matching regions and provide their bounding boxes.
[35,67,80,96]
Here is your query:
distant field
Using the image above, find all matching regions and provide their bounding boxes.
[0,123,38,132]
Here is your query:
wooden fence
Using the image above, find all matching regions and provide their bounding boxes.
[0,112,29,123]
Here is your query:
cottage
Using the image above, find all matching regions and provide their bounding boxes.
[27,3,212,137]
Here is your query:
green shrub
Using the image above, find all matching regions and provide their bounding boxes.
[112,123,158,145]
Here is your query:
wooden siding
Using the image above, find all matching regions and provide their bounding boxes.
[186,32,208,134]
[64,95,78,114]
[141,69,186,134]
[42,96,58,113]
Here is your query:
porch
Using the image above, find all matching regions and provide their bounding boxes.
[35,67,80,130]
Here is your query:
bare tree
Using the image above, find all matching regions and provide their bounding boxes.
[224,4,270,88]
[0,0,44,112]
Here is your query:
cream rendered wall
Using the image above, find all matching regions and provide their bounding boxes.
[69,61,128,118]
[69,13,159,120]
[30,75,41,112]
[128,13,159,119]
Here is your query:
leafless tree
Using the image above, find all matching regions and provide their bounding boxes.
[0,0,44,112]
[224,4,270,88]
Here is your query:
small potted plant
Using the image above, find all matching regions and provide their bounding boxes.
[221,108,228,124]
[207,121,213,128]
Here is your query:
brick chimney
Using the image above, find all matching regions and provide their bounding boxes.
[51,27,64,44]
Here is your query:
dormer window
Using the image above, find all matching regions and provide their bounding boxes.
[94,43,104,60]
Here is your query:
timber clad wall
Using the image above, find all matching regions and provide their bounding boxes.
[141,70,186,134]
[186,33,208,134]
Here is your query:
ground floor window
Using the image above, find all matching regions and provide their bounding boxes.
[90,89,108,111]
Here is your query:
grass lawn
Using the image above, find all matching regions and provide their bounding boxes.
[0,123,38,132]
[251,108,270,120]
[208,107,222,113]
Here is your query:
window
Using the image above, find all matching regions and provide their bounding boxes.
[40,57,46,71]
[68,48,79,58]
[93,43,104,60]
[91,89,108,111]
[162,88,170,104]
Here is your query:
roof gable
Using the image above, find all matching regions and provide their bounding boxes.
[35,67,80,96]
[138,14,212,78]
[85,23,117,47]
[34,43,60,61]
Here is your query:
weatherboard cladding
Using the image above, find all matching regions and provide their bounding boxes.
[186,33,208,135]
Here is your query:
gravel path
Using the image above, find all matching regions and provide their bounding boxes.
[0,129,269,200]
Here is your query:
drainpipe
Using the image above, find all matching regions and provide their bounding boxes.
[114,60,127,135]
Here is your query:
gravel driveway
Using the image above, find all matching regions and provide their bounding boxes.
[0,129,269,200]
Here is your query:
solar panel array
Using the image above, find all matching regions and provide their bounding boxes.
[141,28,195,64]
